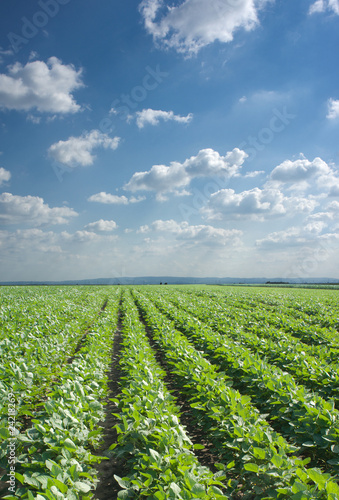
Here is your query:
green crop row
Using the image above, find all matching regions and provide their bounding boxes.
[132,290,339,499]
[180,287,339,348]
[0,290,120,500]
[142,290,339,473]
[0,287,110,431]
[153,289,339,402]
[111,290,226,499]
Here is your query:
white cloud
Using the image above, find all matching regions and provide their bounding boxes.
[309,0,339,14]
[88,192,128,204]
[327,98,339,119]
[84,219,118,232]
[27,114,41,124]
[243,170,265,178]
[87,192,145,204]
[270,157,330,183]
[137,225,151,234]
[0,57,83,114]
[139,0,270,55]
[130,195,147,203]
[256,221,328,248]
[0,167,11,186]
[61,230,104,243]
[135,108,193,128]
[0,47,13,65]
[268,155,339,196]
[124,147,247,197]
[202,187,318,221]
[327,200,339,213]
[0,229,63,254]
[48,130,120,167]
[151,218,242,245]
[0,192,78,226]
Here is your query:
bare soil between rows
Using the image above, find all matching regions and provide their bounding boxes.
[93,305,126,500]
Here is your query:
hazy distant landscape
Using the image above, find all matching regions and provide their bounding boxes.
[2,276,339,286]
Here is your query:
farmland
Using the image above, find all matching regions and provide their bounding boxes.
[1,285,339,499]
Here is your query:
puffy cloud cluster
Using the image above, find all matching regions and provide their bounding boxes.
[0,167,11,186]
[0,192,78,225]
[150,219,242,245]
[270,157,330,183]
[88,192,145,204]
[48,130,120,167]
[309,0,339,15]
[124,147,247,199]
[135,108,193,128]
[84,219,118,232]
[256,221,329,248]
[268,156,339,195]
[139,0,269,55]
[0,57,83,114]
[202,187,318,221]
[327,98,339,119]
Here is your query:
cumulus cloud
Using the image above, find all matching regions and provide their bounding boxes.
[88,192,145,204]
[0,167,11,186]
[327,98,339,119]
[61,230,103,243]
[0,192,78,226]
[135,108,193,128]
[309,0,339,15]
[268,155,339,196]
[256,221,328,248]
[0,57,83,114]
[124,147,247,198]
[84,219,118,232]
[48,130,120,167]
[137,225,151,234]
[0,228,63,254]
[202,187,318,221]
[270,157,330,183]
[139,0,269,55]
[150,218,242,245]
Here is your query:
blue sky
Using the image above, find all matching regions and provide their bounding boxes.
[0,0,339,281]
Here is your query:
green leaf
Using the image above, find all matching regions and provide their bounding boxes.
[169,482,181,495]
[292,481,308,494]
[326,481,339,495]
[149,448,160,461]
[307,469,327,490]
[73,481,92,493]
[0,427,10,440]
[253,447,266,460]
[117,491,130,499]
[193,443,205,450]
[153,492,166,500]
[63,438,77,451]
[14,472,25,484]
[51,478,68,494]
[327,459,339,465]
[192,483,205,495]
[114,475,130,489]
[244,463,259,473]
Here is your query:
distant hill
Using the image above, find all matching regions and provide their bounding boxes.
[1,276,339,286]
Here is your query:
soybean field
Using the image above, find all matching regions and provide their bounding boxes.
[1,285,339,499]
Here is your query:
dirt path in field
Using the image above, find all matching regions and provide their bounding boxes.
[93,302,126,500]
[133,299,224,473]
